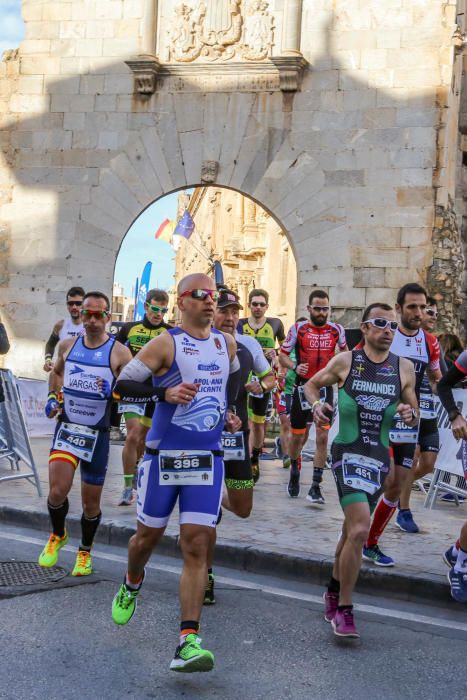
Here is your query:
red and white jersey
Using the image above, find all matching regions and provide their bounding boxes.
[281,320,347,380]
[390,328,440,396]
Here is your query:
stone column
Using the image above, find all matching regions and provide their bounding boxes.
[282,0,303,55]
[142,0,158,54]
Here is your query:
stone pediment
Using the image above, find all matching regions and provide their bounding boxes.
[126,1,308,94]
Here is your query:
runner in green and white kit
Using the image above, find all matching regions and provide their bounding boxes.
[304,303,418,639]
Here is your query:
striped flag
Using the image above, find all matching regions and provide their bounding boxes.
[155,218,175,242]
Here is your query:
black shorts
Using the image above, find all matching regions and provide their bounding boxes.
[291,385,334,432]
[144,402,155,420]
[390,441,416,469]
[331,445,390,512]
[248,393,270,424]
[224,430,253,489]
[418,418,439,454]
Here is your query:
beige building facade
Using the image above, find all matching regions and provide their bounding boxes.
[173,188,297,329]
[1,1,466,377]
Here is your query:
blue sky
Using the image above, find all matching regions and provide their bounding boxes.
[0,1,24,55]
[1,1,180,297]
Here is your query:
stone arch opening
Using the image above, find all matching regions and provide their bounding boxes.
[112,184,298,330]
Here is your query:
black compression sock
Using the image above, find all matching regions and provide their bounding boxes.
[251,447,261,461]
[313,467,324,484]
[80,511,101,549]
[328,576,340,594]
[48,498,69,538]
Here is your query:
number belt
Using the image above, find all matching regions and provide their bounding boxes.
[58,420,109,433]
[146,447,224,457]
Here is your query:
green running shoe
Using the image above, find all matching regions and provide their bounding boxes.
[38,532,68,568]
[111,574,144,625]
[169,634,214,673]
[203,572,216,605]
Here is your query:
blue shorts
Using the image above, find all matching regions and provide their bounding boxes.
[49,424,109,486]
[136,453,224,529]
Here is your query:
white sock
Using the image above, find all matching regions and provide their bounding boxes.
[454,547,467,574]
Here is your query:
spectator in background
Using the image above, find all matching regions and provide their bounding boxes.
[438,333,463,370]
[0,319,9,356]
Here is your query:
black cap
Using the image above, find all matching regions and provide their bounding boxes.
[217,288,243,309]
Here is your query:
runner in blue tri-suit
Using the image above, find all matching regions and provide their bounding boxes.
[38,291,131,577]
[111,273,241,674]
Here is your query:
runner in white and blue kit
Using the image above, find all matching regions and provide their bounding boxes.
[111,273,241,674]
[38,292,131,577]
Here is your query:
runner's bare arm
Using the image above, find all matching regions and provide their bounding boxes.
[111,341,133,376]
[304,352,352,405]
[43,320,64,371]
[427,366,442,394]
[398,358,419,426]
[114,333,198,405]
[49,338,74,393]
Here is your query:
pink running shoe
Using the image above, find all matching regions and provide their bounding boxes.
[331,608,360,638]
[323,591,339,622]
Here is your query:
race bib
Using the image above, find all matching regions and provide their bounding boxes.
[158,450,213,486]
[419,394,437,420]
[389,414,419,444]
[298,385,312,411]
[54,422,99,462]
[117,402,145,417]
[342,453,382,495]
[221,431,245,461]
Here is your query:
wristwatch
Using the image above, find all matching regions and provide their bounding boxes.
[448,408,461,422]
[411,408,419,421]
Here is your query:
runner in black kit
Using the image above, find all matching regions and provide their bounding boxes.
[397,296,447,529]
[237,289,285,482]
[304,303,417,637]
[363,283,441,566]
[205,288,275,604]
[437,350,467,602]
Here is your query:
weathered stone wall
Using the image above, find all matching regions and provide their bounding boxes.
[427,199,464,332]
[0,0,464,376]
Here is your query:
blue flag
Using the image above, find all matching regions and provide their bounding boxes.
[174,210,195,239]
[135,261,152,321]
[133,277,139,321]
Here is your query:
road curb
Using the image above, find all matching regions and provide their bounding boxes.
[0,505,448,604]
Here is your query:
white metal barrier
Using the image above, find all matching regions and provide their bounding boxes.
[0,369,42,495]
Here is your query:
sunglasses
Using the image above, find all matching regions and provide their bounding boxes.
[146,302,168,314]
[364,318,398,332]
[250,302,267,308]
[425,309,438,318]
[179,289,220,301]
[67,300,82,307]
[80,309,109,320]
[309,305,330,313]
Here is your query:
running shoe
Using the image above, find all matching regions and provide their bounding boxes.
[396,509,419,533]
[447,567,467,603]
[282,455,291,469]
[443,545,457,568]
[287,464,300,498]
[323,591,339,622]
[112,573,144,625]
[362,544,394,567]
[203,572,216,605]
[170,634,214,673]
[301,449,313,463]
[440,493,465,504]
[306,484,325,505]
[260,449,276,460]
[275,436,283,459]
[71,549,92,577]
[118,486,134,506]
[332,608,360,638]
[38,532,68,568]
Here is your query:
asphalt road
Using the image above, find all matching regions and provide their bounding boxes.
[0,524,466,700]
